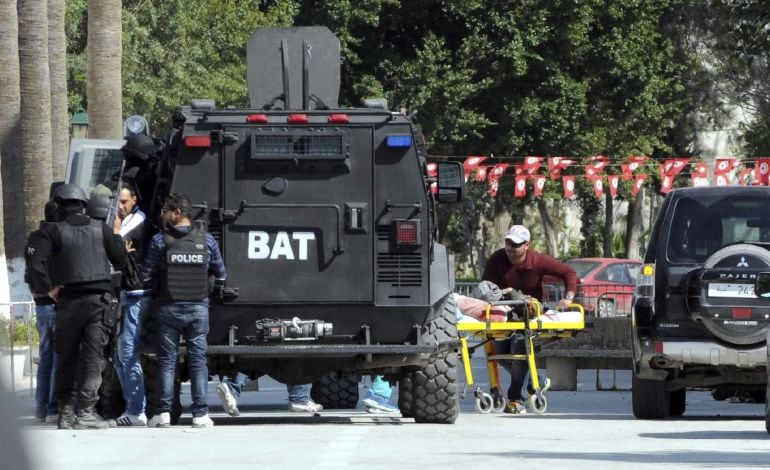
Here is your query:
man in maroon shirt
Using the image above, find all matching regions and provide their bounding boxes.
[481,224,577,414]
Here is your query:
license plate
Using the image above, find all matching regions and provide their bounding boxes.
[707,283,756,298]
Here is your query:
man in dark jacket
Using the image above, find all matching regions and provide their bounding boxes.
[26,184,126,429]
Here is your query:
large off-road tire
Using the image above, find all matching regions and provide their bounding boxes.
[700,244,770,345]
[632,374,669,419]
[411,295,459,424]
[669,389,686,417]
[398,373,414,418]
[310,371,359,409]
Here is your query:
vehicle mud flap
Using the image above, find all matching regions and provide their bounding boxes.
[310,371,360,409]
[669,389,686,417]
[632,374,669,419]
[411,294,459,424]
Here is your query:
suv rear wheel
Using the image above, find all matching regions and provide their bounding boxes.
[632,374,669,419]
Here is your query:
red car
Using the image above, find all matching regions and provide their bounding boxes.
[543,258,642,316]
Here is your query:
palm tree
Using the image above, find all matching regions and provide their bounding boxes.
[48,0,68,180]
[87,0,123,138]
[19,0,54,235]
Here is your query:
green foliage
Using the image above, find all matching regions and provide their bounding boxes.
[0,318,38,347]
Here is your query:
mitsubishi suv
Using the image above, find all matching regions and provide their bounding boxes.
[631,186,770,419]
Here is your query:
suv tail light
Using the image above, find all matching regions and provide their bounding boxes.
[635,264,655,298]
[393,219,422,247]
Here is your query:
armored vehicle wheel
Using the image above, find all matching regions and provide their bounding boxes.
[397,374,414,418]
[597,299,616,317]
[669,389,686,416]
[411,295,459,424]
[310,372,359,409]
[700,244,770,345]
[632,374,669,419]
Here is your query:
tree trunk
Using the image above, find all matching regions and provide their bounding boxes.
[19,0,53,235]
[603,191,614,257]
[87,0,123,138]
[48,0,68,179]
[536,198,558,256]
[0,0,25,259]
[625,186,645,260]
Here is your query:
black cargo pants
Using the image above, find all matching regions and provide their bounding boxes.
[54,294,112,410]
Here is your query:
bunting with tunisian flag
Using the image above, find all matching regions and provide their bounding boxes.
[456,155,769,201]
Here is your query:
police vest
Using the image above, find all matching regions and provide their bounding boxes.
[159,226,210,301]
[55,219,112,285]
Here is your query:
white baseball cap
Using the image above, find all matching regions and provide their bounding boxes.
[505,225,530,244]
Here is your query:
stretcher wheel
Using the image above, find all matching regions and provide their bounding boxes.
[474,392,494,413]
[491,392,507,413]
[528,393,547,414]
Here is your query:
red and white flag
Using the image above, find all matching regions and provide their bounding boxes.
[691,162,709,187]
[662,158,689,176]
[755,158,770,185]
[660,174,674,194]
[463,156,489,181]
[629,155,648,164]
[549,157,574,180]
[715,174,730,187]
[593,177,605,198]
[426,162,438,177]
[488,179,500,197]
[585,166,599,181]
[533,175,546,197]
[475,166,489,182]
[738,168,753,185]
[487,163,508,197]
[714,157,739,175]
[562,176,576,199]
[588,155,610,172]
[514,176,527,198]
[522,156,543,174]
[608,175,619,198]
[632,174,647,197]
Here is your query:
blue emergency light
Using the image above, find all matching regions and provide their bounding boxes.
[386,134,412,148]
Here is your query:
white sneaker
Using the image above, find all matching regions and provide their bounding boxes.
[217,382,240,417]
[192,414,214,428]
[288,400,323,413]
[114,412,148,427]
[147,412,170,428]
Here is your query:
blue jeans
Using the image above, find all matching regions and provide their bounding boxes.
[114,294,149,415]
[226,373,312,404]
[369,375,392,400]
[155,303,209,417]
[34,304,58,418]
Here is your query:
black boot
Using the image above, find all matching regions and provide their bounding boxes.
[58,402,76,430]
[74,406,110,430]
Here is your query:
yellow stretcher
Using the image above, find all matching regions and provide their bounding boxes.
[457,298,585,414]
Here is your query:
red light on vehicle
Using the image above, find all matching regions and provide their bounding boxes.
[184,135,211,148]
[394,219,421,246]
[732,307,752,319]
[287,114,309,124]
[328,114,349,124]
[654,341,664,354]
[246,114,268,123]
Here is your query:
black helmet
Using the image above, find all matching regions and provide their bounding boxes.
[53,183,88,204]
[87,194,111,220]
[121,134,155,162]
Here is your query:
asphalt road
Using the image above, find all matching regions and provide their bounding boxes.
[5,360,770,470]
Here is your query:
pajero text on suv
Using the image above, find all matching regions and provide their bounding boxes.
[632,186,770,420]
[141,27,465,424]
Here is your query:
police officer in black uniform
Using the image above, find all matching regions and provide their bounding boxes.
[26,184,126,430]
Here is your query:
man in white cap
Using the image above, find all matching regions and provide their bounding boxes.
[482,224,577,414]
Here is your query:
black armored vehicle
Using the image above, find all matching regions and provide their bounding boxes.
[147,27,465,423]
[631,186,770,425]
